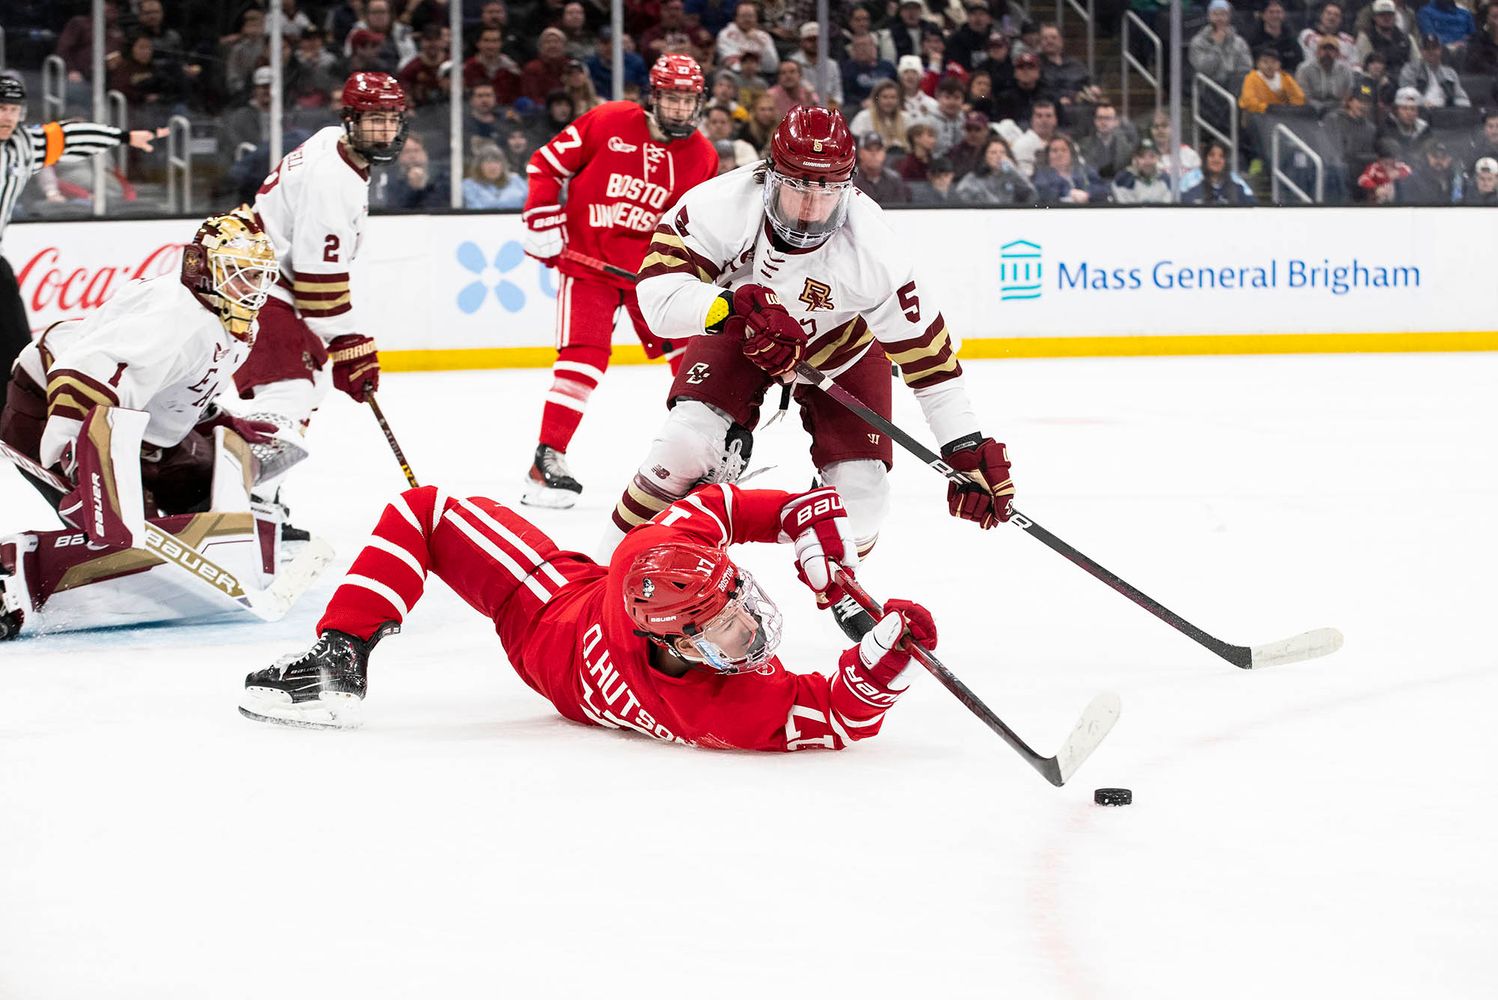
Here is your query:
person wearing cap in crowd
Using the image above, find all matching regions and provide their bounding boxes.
[1399,136,1465,203]
[852,131,913,205]
[1078,102,1136,180]
[1298,2,1358,68]
[897,54,942,120]
[991,50,1049,129]
[1358,135,1413,201]
[947,109,996,177]
[1416,0,1475,50]
[766,59,820,119]
[1322,80,1380,201]
[1239,44,1307,114]
[1356,0,1418,78]
[1013,18,1042,59]
[221,66,277,161]
[563,58,604,114]
[524,27,572,102]
[1398,33,1471,108]
[1111,137,1174,204]
[1249,0,1305,74]
[976,30,1016,91]
[947,2,998,71]
[1462,155,1498,203]
[790,22,844,107]
[1379,85,1430,152]
[717,1,781,77]
[1190,0,1254,90]
[912,155,960,202]
[877,0,940,64]
[1298,33,1357,111]
[1354,0,1416,38]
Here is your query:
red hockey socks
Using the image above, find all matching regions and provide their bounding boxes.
[537,345,610,453]
[317,485,446,641]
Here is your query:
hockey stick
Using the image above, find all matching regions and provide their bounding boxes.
[799,362,1343,670]
[365,386,419,488]
[0,439,333,623]
[833,567,1119,787]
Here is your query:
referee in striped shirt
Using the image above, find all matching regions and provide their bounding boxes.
[1,74,166,413]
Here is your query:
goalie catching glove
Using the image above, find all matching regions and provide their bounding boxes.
[942,434,1015,528]
[725,284,806,379]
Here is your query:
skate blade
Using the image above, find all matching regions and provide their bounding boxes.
[239,689,363,730]
[520,482,580,510]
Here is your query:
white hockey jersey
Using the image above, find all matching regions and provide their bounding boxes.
[253,126,367,343]
[17,276,254,468]
[636,163,981,445]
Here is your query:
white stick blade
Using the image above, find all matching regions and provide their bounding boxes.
[1249,627,1344,668]
[1054,691,1123,785]
[257,538,337,621]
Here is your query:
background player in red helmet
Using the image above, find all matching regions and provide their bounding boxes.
[601,105,1017,639]
[520,54,718,510]
[239,479,937,753]
[230,72,408,538]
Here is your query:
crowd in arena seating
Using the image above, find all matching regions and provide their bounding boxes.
[3,0,1496,210]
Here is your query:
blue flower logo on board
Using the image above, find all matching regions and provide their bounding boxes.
[455,240,557,313]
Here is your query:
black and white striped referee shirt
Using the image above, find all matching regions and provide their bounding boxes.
[0,120,124,246]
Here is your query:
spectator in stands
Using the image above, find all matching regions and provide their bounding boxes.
[898,55,942,120]
[385,132,450,209]
[741,91,783,152]
[587,28,650,96]
[1358,136,1412,201]
[1037,22,1103,107]
[1014,18,1042,59]
[976,31,1016,91]
[843,5,876,54]
[1190,0,1254,91]
[1463,155,1498,202]
[913,155,960,202]
[707,71,750,122]
[1353,0,1417,39]
[502,124,531,173]
[1360,50,1398,111]
[558,2,597,61]
[1298,34,1357,111]
[1079,102,1135,180]
[790,23,844,108]
[465,26,523,104]
[1181,139,1256,204]
[465,81,503,149]
[966,69,999,120]
[1299,3,1358,69]
[1249,0,1304,74]
[221,65,275,161]
[1399,34,1471,107]
[1322,81,1379,200]
[1417,0,1476,51]
[767,60,820,117]
[1111,137,1174,203]
[1399,138,1465,202]
[686,0,735,36]
[463,142,527,208]
[642,0,703,59]
[948,110,995,176]
[59,0,127,85]
[108,33,184,119]
[525,28,572,102]
[563,59,603,114]
[289,27,344,108]
[528,90,578,145]
[991,51,1048,128]
[1357,0,1418,79]
[348,0,413,66]
[843,33,898,107]
[718,2,780,78]
[1465,108,1498,164]
[134,0,194,86]
[348,28,396,74]
[1150,109,1201,174]
[927,77,968,154]
[898,121,941,180]
[1240,45,1307,114]
[222,7,270,100]
[399,25,449,107]
[702,104,759,164]
[851,132,911,204]
[947,2,997,71]
[878,0,940,64]
[1466,2,1498,73]
[850,80,912,152]
[953,134,1036,204]
[1379,85,1431,151]
[1009,97,1060,176]
[916,32,961,92]
[1033,135,1108,204]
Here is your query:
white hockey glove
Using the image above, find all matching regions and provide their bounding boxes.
[778,486,858,594]
[522,204,566,265]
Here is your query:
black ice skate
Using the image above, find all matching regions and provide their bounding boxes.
[520,444,583,510]
[239,623,398,730]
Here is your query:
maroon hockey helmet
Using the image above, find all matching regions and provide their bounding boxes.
[340,72,409,164]
[763,107,857,250]
[648,54,706,139]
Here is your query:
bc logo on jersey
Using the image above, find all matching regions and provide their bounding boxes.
[685,362,711,384]
[799,277,834,311]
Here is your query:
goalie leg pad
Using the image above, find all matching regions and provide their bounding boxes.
[818,459,890,559]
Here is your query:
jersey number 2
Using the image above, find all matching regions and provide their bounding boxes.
[323,235,340,263]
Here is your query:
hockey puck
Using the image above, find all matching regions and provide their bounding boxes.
[1094,788,1132,806]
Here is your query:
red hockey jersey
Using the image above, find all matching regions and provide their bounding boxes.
[524,101,718,291]
[504,485,895,751]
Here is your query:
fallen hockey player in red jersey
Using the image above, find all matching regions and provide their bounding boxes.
[240,482,936,751]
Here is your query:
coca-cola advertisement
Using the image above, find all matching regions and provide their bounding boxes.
[5,220,188,333]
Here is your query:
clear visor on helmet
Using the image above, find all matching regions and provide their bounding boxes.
[762,170,852,250]
[210,250,277,313]
[681,570,783,675]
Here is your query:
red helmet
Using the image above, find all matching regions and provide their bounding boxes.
[623,541,736,638]
[341,71,407,112]
[769,106,856,183]
[650,54,705,95]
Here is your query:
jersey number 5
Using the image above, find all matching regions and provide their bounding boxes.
[897,281,920,323]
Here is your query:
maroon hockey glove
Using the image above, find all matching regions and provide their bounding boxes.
[196,404,278,446]
[942,434,1014,529]
[778,486,858,593]
[329,334,380,402]
[835,598,937,711]
[727,284,806,379]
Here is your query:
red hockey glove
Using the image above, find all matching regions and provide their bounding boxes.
[726,284,806,379]
[328,334,380,402]
[779,486,858,594]
[942,434,1014,528]
[196,404,278,446]
[522,204,566,265]
[836,598,937,709]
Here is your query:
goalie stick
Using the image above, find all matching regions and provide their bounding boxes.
[0,439,333,623]
[833,567,1119,786]
[797,362,1342,670]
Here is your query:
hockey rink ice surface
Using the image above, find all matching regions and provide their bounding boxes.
[2,352,1494,999]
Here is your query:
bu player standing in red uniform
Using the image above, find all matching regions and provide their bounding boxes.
[520,54,718,510]
[239,479,938,754]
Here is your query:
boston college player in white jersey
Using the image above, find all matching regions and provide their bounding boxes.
[600,106,1018,639]
[233,72,407,535]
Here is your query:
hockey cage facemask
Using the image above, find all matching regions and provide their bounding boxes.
[678,570,783,676]
[762,168,853,250]
[343,108,410,164]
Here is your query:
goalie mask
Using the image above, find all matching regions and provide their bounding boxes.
[763,106,856,251]
[623,541,783,675]
[340,71,409,164]
[647,54,705,140]
[180,207,277,341]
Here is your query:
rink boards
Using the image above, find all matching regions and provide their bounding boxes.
[5,207,1494,368]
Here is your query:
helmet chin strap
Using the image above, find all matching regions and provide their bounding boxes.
[344,112,409,164]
